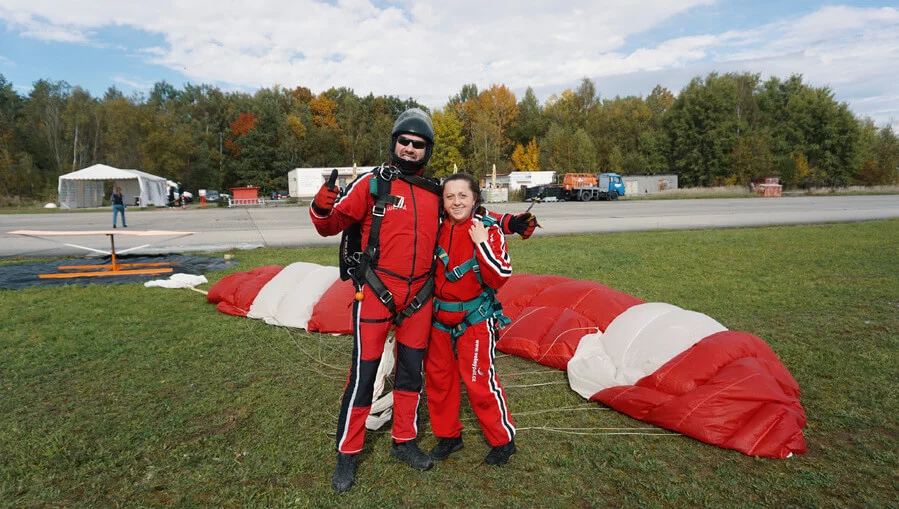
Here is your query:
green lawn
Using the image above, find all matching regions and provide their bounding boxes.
[1,220,896,507]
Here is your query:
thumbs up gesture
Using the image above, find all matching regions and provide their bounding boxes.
[312,169,339,216]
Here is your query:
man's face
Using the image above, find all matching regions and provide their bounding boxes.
[394,133,427,161]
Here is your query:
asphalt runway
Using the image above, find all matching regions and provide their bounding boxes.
[2,195,897,258]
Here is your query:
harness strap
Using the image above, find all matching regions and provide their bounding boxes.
[435,214,498,283]
[351,165,440,325]
[436,247,481,282]
[433,290,511,341]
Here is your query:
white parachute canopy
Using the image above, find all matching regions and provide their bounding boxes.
[567,302,727,399]
[247,262,340,329]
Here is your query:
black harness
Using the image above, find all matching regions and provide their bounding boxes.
[340,165,441,325]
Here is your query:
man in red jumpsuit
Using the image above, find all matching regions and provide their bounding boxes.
[310,108,538,493]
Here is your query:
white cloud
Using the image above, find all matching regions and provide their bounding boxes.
[0,2,896,127]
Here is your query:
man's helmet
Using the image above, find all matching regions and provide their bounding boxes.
[390,108,434,174]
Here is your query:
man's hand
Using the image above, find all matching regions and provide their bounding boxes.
[508,212,540,239]
[312,169,339,216]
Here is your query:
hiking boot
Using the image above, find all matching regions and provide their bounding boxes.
[430,436,464,460]
[331,452,357,493]
[390,440,433,471]
[485,439,516,466]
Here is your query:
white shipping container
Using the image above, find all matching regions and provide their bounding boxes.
[508,171,555,190]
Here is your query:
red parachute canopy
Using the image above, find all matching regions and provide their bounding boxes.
[595,331,807,457]
[207,265,282,316]
[204,263,807,458]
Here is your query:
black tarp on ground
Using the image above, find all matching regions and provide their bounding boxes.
[0,254,237,289]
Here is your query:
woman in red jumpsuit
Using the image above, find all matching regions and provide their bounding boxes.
[425,173,517,466]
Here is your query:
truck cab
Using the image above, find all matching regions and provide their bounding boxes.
[598,173,625,200]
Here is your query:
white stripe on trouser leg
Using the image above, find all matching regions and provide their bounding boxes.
[337,297,365,452]
[487,318,515,441]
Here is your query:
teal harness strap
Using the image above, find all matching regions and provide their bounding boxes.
[435,213,499,283]
[436,247,480,283]
[433,214,509,341]
[433,290,511,341]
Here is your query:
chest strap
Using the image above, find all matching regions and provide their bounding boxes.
[435,214,499,283]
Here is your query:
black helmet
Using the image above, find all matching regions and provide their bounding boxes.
[390,108,434,174]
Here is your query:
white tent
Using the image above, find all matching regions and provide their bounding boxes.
[58,164,168,209]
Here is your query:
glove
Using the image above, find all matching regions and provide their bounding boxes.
[311,169,339,216]
[508,212,540,239]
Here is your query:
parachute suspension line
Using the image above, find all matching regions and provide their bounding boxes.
[244,208,267,246]
[516,426,680,436]
[504,381,569,388]
[532,326,601,364]
[512,404,610,416]
[499,369,560,377]
[277,322,349,376]
[235,318,311,372]
[236,313,347,378]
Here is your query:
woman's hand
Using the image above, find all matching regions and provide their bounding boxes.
[469,221,488,244]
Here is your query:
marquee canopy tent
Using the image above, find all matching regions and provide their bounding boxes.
[58,164,168,209]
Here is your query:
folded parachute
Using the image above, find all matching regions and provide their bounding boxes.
[206,262,807,458]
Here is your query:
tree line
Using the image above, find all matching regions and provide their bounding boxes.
[1,71,896,201]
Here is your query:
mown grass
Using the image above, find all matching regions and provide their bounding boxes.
[1,220,896,507]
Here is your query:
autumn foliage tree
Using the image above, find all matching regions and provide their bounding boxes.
[0,70,895,201]
[511,138,540,171]
[225,112,258,157]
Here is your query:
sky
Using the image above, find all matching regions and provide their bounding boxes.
[1,1,897,128]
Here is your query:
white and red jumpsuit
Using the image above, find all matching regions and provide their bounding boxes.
[425,214,516,447]
[310,170,439,454]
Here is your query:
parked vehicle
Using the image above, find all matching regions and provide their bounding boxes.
[561,173,625,201]
[524,184,566,202]
[205,190,221,201]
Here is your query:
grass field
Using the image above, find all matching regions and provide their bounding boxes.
[1,220,896,507]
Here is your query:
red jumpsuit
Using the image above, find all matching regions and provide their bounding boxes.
[425,214,516,447]
[311,170,439,454]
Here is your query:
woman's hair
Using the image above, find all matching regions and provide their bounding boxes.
[441,173,482,209]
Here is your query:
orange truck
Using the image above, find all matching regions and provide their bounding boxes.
[562,173,625,201]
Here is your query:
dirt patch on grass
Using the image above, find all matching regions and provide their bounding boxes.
[187,407,252,444]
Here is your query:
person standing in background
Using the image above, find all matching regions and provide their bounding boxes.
[111,186,127,228]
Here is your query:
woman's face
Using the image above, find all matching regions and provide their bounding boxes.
[443,179,476,225]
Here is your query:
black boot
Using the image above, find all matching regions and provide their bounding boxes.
[485,438,516,466]
[331,452,357,493]
[429,435,464,460]
[390,440,433,471]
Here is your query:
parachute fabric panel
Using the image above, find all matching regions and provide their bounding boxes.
[568,303,728,398]
[523,279,644,331]
[594,331,807,458]
[307,279,356,334]
[247,262,340,329]
[207,265,283,316]
[496,274,571,316]
[496,275,643,370]
[498,307,599,370]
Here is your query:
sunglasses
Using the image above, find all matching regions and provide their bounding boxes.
[397,136,427,149]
